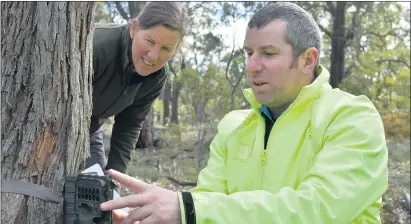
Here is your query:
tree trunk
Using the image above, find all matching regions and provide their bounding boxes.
[163,76,171,125]
[171,82,181,124]
[330,2,346,88]
[1,2,95,223]
[145,107,154,149]
[170,58,186,124]
[135,108,155,149]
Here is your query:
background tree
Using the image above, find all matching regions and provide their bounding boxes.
[1,2,95,223]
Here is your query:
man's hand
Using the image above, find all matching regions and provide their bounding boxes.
[101,169,181,224]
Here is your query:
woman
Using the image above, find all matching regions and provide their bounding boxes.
[86,2,188,174]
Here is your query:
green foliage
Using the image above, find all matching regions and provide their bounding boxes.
[94,2,112,23]
[178,64,231,124]
[338,2,410,126]
[157,123,186,145]
[152,99,163,114]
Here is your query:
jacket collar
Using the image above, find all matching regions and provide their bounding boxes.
[243,65,331,113]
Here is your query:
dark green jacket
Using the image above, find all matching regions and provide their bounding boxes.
[91,23,167,173]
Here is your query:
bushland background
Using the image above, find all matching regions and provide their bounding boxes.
[95,2,410,223]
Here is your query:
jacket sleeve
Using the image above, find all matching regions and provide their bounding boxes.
[106,73,167,173]
[181,96,388,224]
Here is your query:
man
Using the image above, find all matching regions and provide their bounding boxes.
[100,3,388,224]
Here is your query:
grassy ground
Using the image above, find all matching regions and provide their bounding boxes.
[381,139,410,224]
[102,121,410,223]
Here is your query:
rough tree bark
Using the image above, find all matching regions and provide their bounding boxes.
[1,2,95,223]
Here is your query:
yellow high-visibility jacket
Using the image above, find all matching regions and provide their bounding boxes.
[179,65,388,224]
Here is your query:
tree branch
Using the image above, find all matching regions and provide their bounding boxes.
[318,23,332,38]
[367,31,389,46]
[376,59,411,69]
[225,34,236,87]
[167,60,178,77]
[232,51,246,89]
[344,64,354,78]
[164,176,197,187]
[301,2,332,38]
[346,2,362,41]
[114,2,130,21]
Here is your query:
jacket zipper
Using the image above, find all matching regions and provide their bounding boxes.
[259,92,311,188]
[308,127,318,150]
[260,149,268,189]
[260,111,286,189]
[258,92,321,189]
[122,86,129,96]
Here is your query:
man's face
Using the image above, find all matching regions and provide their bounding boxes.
[130,21,181,76]
[244,20,308,112]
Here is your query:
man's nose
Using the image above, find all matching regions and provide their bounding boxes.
[245,53,262,74]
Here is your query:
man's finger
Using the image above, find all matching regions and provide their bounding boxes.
[138,214,157,224]
[123,205,152,224]
[112,209,128,224]
[106,169,151,192]
[100,193,150,211]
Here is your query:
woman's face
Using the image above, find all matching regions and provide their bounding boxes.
[129,19,181,76]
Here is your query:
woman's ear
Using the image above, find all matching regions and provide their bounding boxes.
[129,18,139,39]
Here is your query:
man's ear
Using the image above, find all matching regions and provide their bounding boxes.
[300,47,318,75]
[129,18,139,39]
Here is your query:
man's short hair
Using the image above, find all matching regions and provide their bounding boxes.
[248,2,322,68]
